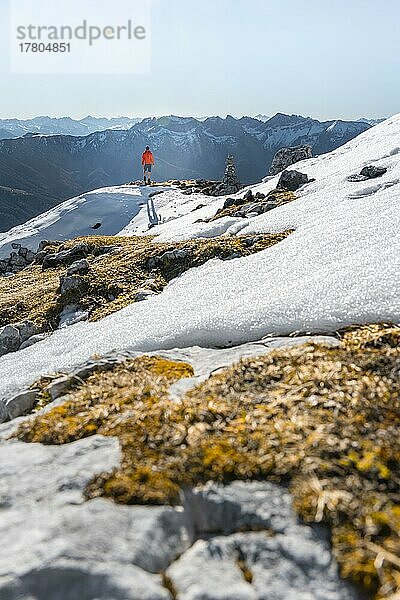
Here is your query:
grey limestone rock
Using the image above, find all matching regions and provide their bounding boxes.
[270,145,312,175]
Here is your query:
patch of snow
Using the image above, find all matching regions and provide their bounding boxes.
[0,185,169,258]
[119,189,226,237]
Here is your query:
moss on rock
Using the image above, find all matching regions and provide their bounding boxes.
[16,323,400,598]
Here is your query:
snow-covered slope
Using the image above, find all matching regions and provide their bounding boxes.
[0,182,234,259]
[0,113,370,234]
[0,186,169,259]
[0,115,399,398]
[150,115,400,243]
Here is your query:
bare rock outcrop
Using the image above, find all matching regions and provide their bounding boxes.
[270,145,312,175]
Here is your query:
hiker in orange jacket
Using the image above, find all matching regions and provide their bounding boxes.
[142,146,155,185]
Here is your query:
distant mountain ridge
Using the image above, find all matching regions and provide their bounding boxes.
[254,114,271,122]
[0,116,142,140]
[0,113,371,231]
[357,117,387,126]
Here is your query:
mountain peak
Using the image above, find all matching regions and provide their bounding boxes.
[265,113,310,127]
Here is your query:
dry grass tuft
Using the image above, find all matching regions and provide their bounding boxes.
[341,322,400,351]
[0,232,292,329]
[16,326,400,598]
[0,265,61,329]
[208,189,295,222]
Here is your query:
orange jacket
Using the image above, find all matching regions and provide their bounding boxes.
[142,149,154,165]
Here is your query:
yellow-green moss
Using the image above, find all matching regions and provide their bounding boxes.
[17,355,194,445]
[16,327,400,598]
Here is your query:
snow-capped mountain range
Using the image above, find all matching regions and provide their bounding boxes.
[0,116,141,140]
[0,113,370,232]
[0,114,384,139]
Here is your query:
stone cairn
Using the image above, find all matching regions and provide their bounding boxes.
[221,154,242,194]
[176,154,242,197]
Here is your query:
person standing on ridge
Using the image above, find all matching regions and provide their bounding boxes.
[141,146,155,185]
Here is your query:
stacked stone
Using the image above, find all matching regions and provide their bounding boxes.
[222,154,241,194]
[182,155,242,196]
[173,156,242,197]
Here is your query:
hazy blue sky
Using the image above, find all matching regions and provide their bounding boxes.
[0,0,399,120]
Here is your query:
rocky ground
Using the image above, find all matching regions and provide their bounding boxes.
[1,334,371,600]
[0,319,399,599]
[0,231,291,360]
